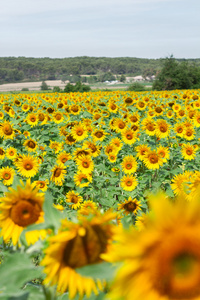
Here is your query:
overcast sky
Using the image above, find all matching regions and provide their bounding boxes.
[1,0,200,59]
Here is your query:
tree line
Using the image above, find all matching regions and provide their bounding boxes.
[1,56,200,85]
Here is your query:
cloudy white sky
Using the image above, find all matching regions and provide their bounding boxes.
[1,0,200,59]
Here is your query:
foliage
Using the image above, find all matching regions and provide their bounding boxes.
[1,56,200,84]
[127,82,146,91]
[63,81,91,93]
[153,55,200,90]
[40,81,49,91]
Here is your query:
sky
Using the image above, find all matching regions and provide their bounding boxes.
[1,0,200,59]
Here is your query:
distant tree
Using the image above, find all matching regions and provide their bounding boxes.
[127,82,145,92]
[152,55,200,90]
[21,88,29,91]
[64,81,91,93]
[53,86,61,92]
[120,74,126,82]
[40,81,49,91]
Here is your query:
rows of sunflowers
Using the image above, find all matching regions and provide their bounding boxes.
[0,89,200,299]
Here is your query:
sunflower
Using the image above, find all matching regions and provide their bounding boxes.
[118,197,141,215]
[33,179,49,191]
[74,171,92,188]
[23,138,38,152]
[66,190,83,209]
[184,126,195,141]
[181,143,197,160]
[108,101,119,113]
[76,155,94,175]
[65,134,76,145]
[83,140,101,158]
[69,104,81,115]
[0,166,15,186]
[121,155,138,174]
[51,164,67,186]
[143,150,163,170]
[103,192,200,300]
[136,100,146,111]
[6,147,17,160]
[113,119,127,133]
[21,103,30,112]
[156,145,170,163]
[174,122,185,137]
[0,111,4,119]
[49,140,63,154]
[110,137,123,151]
[104,144,118,156]
[57,151,72,165]
[107,154,117,163]
[135,144,150,161]
[52,112,64,124]
[0,179,44,245]
[121,175,138,192]
[171,171,193,198]
[41,211,115,298]
[71,123,88,142]
[78,200,98,216]
[142,118,156,136]
[26,113,38,127]
[193,112,200,128]
[155,119,170,139]
[15,154,40,178]
[121,129,136,145]
[0,120,15,140]
[0,148,5,160]
[92,129,106,142]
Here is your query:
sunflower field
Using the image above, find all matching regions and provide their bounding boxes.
[1,89,200,299]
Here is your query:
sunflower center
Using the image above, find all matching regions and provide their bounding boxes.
[3,172,11,180]
[111,104,116,110]
[155,107,162,113]
[160,125,167,132]
[9,151,14,156]
[0,149,5,155]
[10,200,41,227]
[177,127,183,133]
[139,102,145,108]
[186,130,192,137]
[126,133,133,140]
[3,124,13,135]
[71,196,78,203]
[61,157,68,163]
[24,162,33,170]
[54,168,62,177]
[126,163,132,170]
[82,161,89,168]
[118,122,125,129]
[30,117,36,122]
[149,154,158,164]
[38,114,45,121]
[147,124,155,131]
[95,131,103,138]
[27,141,36,149]
[77,130,83,136]
[62,225,107,269]
[131,116,138,122]
[39,182,45,188]
[126,180,132,186]
[55,114,62,120]
[186,149,192,155]
[124,202,137,212]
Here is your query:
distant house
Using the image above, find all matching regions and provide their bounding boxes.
[133,76,144,82]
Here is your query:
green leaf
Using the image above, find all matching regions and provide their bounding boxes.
[76,262,118,281]
[43,190,61,230]
[0,252,42,297]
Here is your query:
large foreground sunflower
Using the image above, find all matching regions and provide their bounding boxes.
[0,180,44,245]
[103,192,200,300]
[41,211,116,299]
